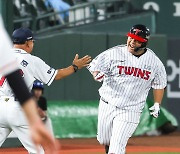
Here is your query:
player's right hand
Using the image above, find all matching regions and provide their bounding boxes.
[94,72,104,82]
[73,54,91,69]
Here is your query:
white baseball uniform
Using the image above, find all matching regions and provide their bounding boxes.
[0,46,57,153]
[88,45,167,154]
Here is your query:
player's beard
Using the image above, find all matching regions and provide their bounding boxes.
[128,43,145,55]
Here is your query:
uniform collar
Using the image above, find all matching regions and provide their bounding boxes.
[133,48,147,58]
[13,48,29,54]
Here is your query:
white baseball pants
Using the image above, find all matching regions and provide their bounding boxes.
[97,99,141,154]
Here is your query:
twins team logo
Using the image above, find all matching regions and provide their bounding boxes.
[117,66,151,80]
[134,29,142,35]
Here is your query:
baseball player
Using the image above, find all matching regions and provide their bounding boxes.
[0,27,91,154]
[0,16,58,153]
[32,80,54,136]
[87,24,167,154]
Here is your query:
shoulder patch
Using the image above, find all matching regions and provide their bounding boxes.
[21,60,28,67]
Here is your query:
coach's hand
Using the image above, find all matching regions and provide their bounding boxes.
[73,54,91,69]
[149,102,160,118]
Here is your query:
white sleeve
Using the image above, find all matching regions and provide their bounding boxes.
[152,61,167,89]
[87,50,110,74]
[32,56,57,86]
[0,16,19,75]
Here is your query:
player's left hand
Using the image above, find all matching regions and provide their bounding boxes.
[149,102,160,118]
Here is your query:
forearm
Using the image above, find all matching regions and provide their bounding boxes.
[153,89,164,104]
[55,65,76,80]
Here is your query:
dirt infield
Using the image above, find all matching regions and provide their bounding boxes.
[128,131,180,148]
[0,131,180,154]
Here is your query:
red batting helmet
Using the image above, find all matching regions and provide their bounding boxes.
[127,24,150,47]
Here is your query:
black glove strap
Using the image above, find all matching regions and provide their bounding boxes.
[72,64,78,72]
